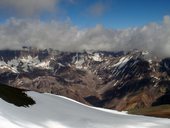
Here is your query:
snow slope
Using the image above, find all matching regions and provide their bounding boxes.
[0,91,170,128]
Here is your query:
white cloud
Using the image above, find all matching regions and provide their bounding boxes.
[0,16,170,57]
[88,2,107,16]
[0,0,59,17]
[68,0,77,4]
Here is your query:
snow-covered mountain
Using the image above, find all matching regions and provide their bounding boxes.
[0,48,170,117]
[0,85,170,128]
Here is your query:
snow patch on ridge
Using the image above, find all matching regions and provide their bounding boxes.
[75,58,85,69]
[91,53,102,62]
[113,56,132,69]
[0,56,53,73]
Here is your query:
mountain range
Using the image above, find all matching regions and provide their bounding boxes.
[0,47,170,118]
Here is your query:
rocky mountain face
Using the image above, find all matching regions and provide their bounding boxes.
[0,47,170,111]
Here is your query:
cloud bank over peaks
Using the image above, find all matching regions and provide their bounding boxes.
[0,16,170,57]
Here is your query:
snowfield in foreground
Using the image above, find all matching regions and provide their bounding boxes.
[0,92,170,128]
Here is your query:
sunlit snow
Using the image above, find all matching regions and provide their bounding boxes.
[0,91,170,128]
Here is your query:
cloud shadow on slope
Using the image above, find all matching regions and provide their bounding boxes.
[0,83,35,107]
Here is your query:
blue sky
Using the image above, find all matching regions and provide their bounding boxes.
[0,0,170,29]
[58,0,170,28]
